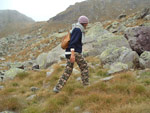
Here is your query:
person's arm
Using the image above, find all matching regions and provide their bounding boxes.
[70,48,75,63]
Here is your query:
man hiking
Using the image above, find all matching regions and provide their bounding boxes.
[53,16,89,93]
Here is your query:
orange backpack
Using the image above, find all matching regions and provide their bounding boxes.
[61,32,71,49]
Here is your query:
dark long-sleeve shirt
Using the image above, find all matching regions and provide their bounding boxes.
[66,28,82,53]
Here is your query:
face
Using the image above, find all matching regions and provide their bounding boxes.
[82,23,88,29]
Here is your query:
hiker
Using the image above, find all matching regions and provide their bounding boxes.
[53,16,89,93]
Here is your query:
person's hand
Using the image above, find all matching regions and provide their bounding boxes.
[70,54,75,63]
[70,49,75,63]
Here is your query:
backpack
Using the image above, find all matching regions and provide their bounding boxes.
[61,31,71,49]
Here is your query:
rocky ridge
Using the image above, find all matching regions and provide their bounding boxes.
[49,0,150,23]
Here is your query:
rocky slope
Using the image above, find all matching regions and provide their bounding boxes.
[0,7,150,77]
[49,0,150,23]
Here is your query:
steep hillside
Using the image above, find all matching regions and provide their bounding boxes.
[0,10,35,38]
[49,0,150,23]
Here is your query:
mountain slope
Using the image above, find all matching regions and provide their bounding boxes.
[48,0,150,23]
[0,10,35,38]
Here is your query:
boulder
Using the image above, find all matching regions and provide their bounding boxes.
[86,22,108,40]
[144,15,150,20]
[100,45,123,65]
[84,22,130,56]
[117,14,126,19]
[124,26,150,55]
[108,62,128,74]
[106,21,119,33]
[36,44,65,69]
[142,22,150,27]
[9,62,24,69]
[118,49,140,68]
[139,51,150,68]
[46,44,65,68]
[36,53,48,69]
[99,46,139,69]
[136,8,150,19]
[4,68,25,79]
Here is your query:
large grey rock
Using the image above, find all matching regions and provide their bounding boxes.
[86,22,109,40]
[9,62,24,69]
[136,8,150,19]
[36,53,48,69]
[100,45,122,65]
[144,15,150,20]
[46,44,65,68]
[84,23,130,56]
[142,22,150,27]
[106,21,119,33]
[36,44,65,69]
[118,49,140,68]
[108,62,128,74]
[124,26,150,55]
[140,51,150,68]
[99,46,139,69]
[5,68,25,79]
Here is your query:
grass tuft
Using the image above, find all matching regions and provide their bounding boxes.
[16,72,29,80]
[0,96,24,112]
[22,105,41,113]
[44,93,69,113]
[132,84,146,94]
[96,69,109,77]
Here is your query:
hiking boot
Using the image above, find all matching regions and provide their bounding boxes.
[53,87,59,93]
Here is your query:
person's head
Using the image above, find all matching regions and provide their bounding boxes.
[78,16,89,29]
